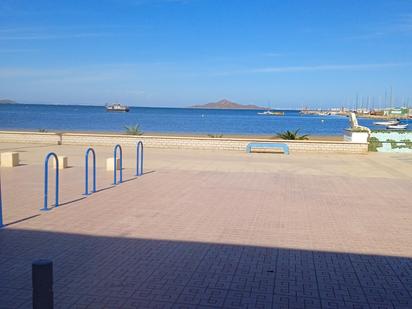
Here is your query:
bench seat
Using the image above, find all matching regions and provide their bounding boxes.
[246,143,289,155]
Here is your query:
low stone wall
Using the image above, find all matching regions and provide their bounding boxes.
[369,131,412,153]
[0,131,368,154]
[0,131,61,144]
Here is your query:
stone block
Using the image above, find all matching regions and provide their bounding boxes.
[53,156,68,169]
[106,157,121,171]
[0,152,19,167]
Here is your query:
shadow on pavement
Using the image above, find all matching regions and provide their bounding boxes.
[3,214,41,228]
[0,229,411,308]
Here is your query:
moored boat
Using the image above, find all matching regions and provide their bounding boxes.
[257,110,284,116]
[373,120,399,126]
[387,124,408,130]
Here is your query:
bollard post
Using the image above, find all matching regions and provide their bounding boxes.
[0,169,4,228]
[136,141,144,176]
[32,259,53,309]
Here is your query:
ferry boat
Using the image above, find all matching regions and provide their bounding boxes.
[106,103,130,112]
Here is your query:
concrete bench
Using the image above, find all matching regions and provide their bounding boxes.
[246,143,289,155]
[53,156,68,169]
[106,157,121,171]
[0,152,20,167]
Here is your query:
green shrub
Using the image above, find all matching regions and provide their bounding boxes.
[368,137,382,152]
[275,129,309,140]
[348,127,370,133]
[125,124,143,135]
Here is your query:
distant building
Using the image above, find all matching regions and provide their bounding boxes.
[383,108,409,117]
[370,110,384,116]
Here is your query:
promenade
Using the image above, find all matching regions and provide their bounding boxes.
[1,142,412,308]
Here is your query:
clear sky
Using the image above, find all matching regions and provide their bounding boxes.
[0,0,411,108]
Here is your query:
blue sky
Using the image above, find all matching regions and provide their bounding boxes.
[0,0,411,108]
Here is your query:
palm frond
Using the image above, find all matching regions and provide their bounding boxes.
[125,123,143,135]
[275,129,309,140]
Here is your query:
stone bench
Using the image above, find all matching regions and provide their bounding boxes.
[53,156,68,169]
[106,158,121,171]
[246,143,289,155]
[0,152,20,167]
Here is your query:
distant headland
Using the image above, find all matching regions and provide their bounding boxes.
[0,99,17,104]
[191,99,265,110]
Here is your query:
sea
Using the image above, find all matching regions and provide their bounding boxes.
[0,104,408,136]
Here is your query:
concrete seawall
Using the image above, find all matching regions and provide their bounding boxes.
[0,130,368,153]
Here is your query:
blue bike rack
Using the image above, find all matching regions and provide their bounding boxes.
[0,170,4,228]
[42,152,59,211]
[136,141,144,176]
[113,144,123,185]
[84,148,96,195]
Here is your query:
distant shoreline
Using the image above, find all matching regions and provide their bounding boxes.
[142,131,342,140]
[0,128,343,140]
[0,102,300,110]
[0,99,17,104]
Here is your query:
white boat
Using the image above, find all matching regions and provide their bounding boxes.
[106,103,130,112]
[258,110,276,115]
[387,124,408,130]
[373,120,399,126]
[257,110,284,116]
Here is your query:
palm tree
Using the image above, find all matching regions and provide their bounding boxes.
[275,129,309,140]
[125,124,143,135]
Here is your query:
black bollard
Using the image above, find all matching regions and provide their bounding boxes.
[32,259,53,309]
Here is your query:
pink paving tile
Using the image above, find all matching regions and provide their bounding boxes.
[1,143,412,308]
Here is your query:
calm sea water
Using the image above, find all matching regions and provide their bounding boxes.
[0,104,407,136]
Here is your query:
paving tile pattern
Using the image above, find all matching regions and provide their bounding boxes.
[0,144,412,308]
[1,234,412,308]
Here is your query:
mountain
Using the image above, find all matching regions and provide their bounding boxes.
[191,99,265,110]
[0,99,17,104]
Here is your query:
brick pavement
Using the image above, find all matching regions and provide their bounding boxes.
[0,143,412,308]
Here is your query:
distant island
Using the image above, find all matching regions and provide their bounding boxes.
[191,99,265,110]
[0,99,17,104]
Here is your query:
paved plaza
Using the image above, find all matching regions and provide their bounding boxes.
[1,143,412,308]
